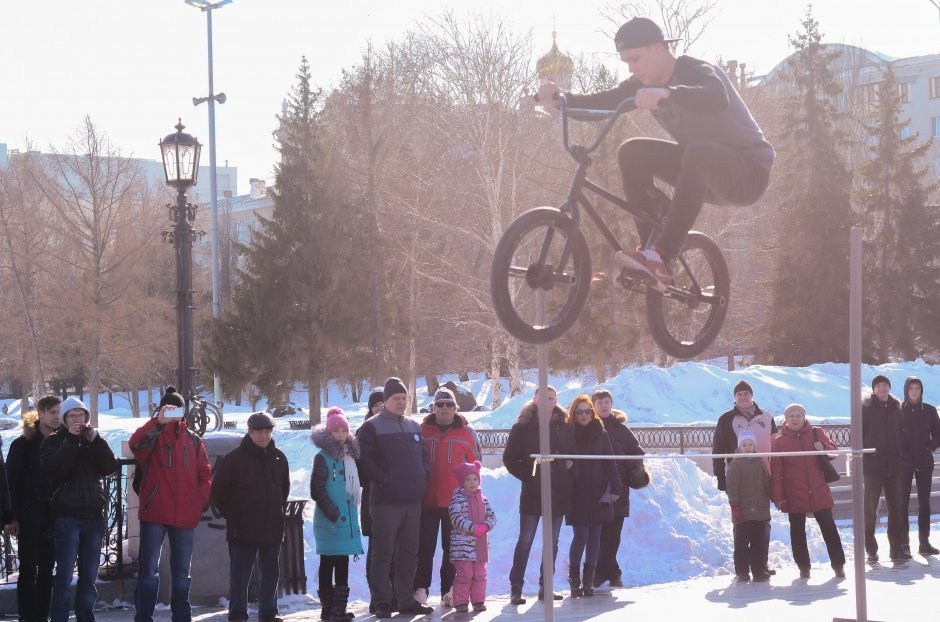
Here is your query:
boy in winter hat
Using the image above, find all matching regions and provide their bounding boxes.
[311,406,362,621]
[726,430,771,583]
[448,461,495,613]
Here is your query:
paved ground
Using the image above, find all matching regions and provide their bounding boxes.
[87,556,940,622]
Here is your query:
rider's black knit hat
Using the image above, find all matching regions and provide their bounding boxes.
[615,17,680,51]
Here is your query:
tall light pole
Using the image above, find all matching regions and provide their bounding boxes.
[159,122,203,411]
[186,0,231,406]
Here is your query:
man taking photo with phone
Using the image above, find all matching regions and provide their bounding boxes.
[129,386,212,622]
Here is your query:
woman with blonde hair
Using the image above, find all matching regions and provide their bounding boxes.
[563,395,624,597]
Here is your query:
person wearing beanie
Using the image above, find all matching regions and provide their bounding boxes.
[39,396,117,622]
[898,377,940,556]
[367,389,385,418]
[358,388,388,610]
[311,406,363,621]
[590,389,646,589]
[726,429,771,582]
[771,403,845,579]
[129,386,211,622]
[502,385,576,604]
[212,401,290,622]
[711,381,777,578]
[448,461,495,613]
[861,375,904,562]
[535,16,774,292]
[357,377,432,618]
[5,396,61,622]
[413,386,482,609]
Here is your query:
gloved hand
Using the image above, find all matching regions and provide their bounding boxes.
[472,524,488,537]
[774,500,787,513]
[716,474,727,492]
[730,505,742,523]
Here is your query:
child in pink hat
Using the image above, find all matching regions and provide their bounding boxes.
[448,461,496,612]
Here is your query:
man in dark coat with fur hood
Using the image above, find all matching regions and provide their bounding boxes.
[590,390,646,588]
[502,385,576,604]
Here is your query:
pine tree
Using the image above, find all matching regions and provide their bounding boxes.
[207,58,362,423]
[766,7,856,365]
[858,68,939,361]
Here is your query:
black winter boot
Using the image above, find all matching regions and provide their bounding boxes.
[567,564,582,598]
[318,586,334,621]
[332,585,354,620]
[581,564,596,597]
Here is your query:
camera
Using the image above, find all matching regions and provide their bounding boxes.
[162,406,184,422]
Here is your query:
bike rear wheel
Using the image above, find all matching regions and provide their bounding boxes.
[645,231,729,359]
[491,207,592,344]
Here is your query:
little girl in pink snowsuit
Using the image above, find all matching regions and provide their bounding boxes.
[448,461,496,612]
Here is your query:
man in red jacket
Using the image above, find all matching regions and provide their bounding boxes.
[414,387,481,608]
[129,387,212,622]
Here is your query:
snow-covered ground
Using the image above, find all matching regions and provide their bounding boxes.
[1,359,937,608]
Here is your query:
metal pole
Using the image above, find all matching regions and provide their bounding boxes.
[175,188,196,412]
[205,7,223,405]
[849,226,867,622]
[535,292,555,622]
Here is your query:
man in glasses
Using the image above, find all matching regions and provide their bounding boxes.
[413,387,482,608]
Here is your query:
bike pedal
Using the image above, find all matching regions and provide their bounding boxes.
[615,268,648,292]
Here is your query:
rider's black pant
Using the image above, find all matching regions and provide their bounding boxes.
[617,138,770,259]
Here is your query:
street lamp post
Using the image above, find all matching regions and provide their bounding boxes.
[187,0,231,406]
[159,121,203,410]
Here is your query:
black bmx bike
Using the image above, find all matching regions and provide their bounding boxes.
[490,96,729,359]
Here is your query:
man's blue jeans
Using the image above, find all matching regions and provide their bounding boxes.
[228,543,280,622]
[50,516,105,622]
[134,522,195,622]
[508,513,562,588]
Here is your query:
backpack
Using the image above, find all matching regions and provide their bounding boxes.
[132,431,203,495]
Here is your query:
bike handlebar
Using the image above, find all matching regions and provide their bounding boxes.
[558,94,636,157]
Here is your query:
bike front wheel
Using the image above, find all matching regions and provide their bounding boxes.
[645,231,730,359]
[491,207,592,345]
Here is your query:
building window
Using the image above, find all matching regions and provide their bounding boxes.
[900,124,913,139]
[896,82,911,103]
[931,76,940,99]
[934,117,940,137]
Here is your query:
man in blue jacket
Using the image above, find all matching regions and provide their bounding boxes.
[357,377,432,618]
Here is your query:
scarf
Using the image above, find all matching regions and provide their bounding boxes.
[739,403,757,420]
[465,487,488,563]
[343,450,361,506]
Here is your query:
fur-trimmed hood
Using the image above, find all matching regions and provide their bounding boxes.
[516,400,567,425]
[20,410,41,440]
[609,408,628,423]
[311,427,360,460]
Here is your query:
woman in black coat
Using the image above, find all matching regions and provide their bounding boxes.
[564,395,624,597]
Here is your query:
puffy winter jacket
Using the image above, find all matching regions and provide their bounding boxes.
[448,487,496,563]
[129,418,211,529]
[565,418,625,526]
[420,412,481,509]
[5,413,53,535]
[712,402,777,484]
[39,425,117,520]
[356,409,428,506]
[726,454,770,523]
[862,394,902,477]
[310,429,363,556]
[502,403,576,517]
[600,411,645,518]
[770,423,836,514]
[211,435,290,546]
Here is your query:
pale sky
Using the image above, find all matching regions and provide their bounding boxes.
[2,0,938,195]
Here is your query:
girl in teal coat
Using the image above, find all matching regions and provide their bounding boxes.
[311,407,363,621]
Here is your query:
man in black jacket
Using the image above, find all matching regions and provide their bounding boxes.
[39,396,117,622]
[5,396,61,622]
[356,377,432,618]
[212,412,290,622]
[898,376,940,556]
[537,17,774,291]
[590,390,646,588]
[502,385,576,605]
[862,375,905,562]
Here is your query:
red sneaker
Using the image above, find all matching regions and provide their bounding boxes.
[619,248,672,291]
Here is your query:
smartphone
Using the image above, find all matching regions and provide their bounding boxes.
[163,406,184,421]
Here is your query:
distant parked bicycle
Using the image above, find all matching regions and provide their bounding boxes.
[490,96,729,358]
